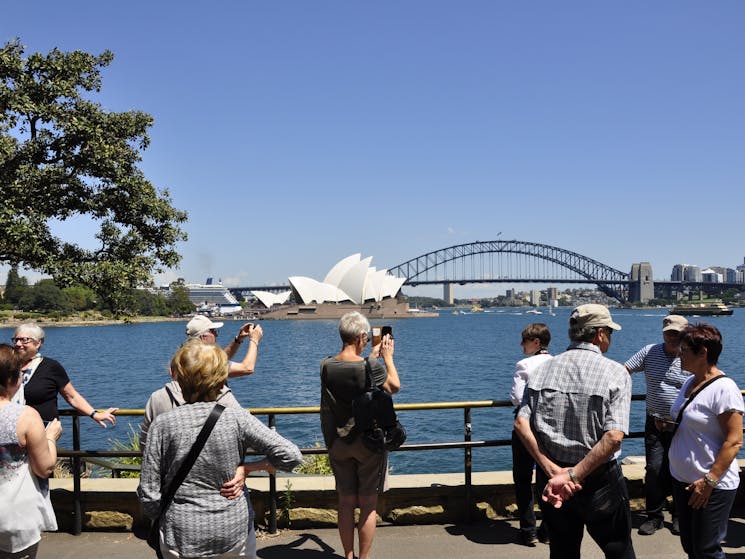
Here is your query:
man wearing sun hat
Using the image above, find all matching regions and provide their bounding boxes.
[185,314,263,377]
[514,304,635,559]
[625,314,690,537]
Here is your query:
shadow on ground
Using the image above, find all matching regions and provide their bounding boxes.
[258,533,343,559]
[445,519,521,545]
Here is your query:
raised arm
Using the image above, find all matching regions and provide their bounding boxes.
[228,324,263,377]
[379,335,400,394]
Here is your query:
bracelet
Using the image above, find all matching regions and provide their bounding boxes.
[234,336,243,344]
[568,468,578,483]
[249,339,258,346]
[704,473,719,488]
[89,410,97,419]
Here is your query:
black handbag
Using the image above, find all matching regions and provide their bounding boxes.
[352,359,406,453]
[147,404,225,558]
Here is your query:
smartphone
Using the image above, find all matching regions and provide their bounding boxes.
[371,327,382,346]
[381,326,393,339]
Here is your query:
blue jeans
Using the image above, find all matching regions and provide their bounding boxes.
[537,461,635,559]
[511,429,538,535]
[644,415,675,520]
[672,479,736,559]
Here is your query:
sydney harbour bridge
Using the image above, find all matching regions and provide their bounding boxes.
[231,240,739,304]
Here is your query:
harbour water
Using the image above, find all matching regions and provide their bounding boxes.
[3,307,744,474]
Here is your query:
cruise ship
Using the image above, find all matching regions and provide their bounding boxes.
[183,278,242,315]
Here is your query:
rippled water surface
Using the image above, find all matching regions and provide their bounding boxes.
[3,307,744,473]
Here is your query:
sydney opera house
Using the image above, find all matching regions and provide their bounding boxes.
[252,254,433,319]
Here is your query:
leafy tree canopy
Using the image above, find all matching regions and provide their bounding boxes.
[0,40,187,315]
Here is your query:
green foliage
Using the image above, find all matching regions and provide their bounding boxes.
[18,278,70,312]
[279,480,294,527]
[3,265,28,304]
[0,40,187,316]
[167,283,195,315]
[104,425,141,479]
[62,285,97,311]
[293,443,332,475]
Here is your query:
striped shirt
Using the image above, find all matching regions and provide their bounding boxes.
[625,343,690,418]
[518,342,632,465]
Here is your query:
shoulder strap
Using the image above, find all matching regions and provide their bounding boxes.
[157,403,225,517]
[363,357,374,391]
[164,385,180,408]
[673,375,725,436]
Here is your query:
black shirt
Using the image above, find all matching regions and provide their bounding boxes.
[24,357,70,422]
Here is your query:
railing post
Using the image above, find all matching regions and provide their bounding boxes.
[268,413,278,534]
[72,414,82,535]
[464,407,472,522]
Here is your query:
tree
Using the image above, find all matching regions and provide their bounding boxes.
[167,284,195,316]
[19,278,70,312]
[3,265,28,304]
[0,40,187,315]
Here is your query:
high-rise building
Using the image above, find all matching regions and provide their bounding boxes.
[684,265,702,282]
[530,289,541,306]
[671,264,686,282]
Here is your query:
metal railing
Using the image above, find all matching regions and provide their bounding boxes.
[57,396,647,535]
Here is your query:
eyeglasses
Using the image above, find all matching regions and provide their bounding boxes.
[11,337,37,345]
[209,329,219,338]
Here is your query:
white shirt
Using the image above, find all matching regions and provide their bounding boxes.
[510,352,552,406]
[669,374,744,489]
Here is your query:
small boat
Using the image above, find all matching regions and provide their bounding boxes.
[670,302,733,317]
[526,309,542,315]
[470,305,484,313]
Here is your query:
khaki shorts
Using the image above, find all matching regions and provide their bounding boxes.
[329,436,389,496]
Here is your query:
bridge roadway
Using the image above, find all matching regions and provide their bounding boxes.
[37,510,745,559]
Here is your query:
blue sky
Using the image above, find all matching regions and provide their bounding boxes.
[3,2,744,298]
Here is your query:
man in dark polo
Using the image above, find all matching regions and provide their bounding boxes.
[514,304,635,559]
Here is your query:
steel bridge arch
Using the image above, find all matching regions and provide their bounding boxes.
[388,240,630,303]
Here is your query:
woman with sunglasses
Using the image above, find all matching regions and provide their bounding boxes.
[11,323,117,427]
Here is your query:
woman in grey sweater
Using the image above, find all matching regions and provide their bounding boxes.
[138,340,302,558]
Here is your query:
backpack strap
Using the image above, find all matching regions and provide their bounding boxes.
[164,385,180,408]
[363,357,374,391]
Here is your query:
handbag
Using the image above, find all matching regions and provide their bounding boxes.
[352,358,406,453]
[147,404,225,558]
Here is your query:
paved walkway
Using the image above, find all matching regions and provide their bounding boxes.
[37,512,745,559]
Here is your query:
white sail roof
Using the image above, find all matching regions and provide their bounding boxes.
[289,254,406,305]
[251,290,291,308]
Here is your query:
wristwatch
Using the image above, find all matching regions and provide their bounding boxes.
[704,473,719,488]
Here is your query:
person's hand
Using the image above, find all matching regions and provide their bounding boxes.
[380,335,394,359]
[236,323,253,342]
[686,478,713,509]
[221,465,247,500]
[92,407,118,428]
[249,324,263,344]
[542,469,582,508]
[45,418,62,441]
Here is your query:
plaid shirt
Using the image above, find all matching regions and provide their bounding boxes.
[518,342,631,465]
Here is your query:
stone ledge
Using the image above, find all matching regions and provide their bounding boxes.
[48,459,744,531]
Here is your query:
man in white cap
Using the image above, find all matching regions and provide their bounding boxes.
[514,304,635,559]
[625,314,690,536]
[185,315,263,377]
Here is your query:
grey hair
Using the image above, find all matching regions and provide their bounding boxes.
[15,322,45,342]
[568,324,600,343]
[338,311,370,344]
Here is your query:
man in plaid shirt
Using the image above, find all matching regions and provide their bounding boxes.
[514,304,635,559]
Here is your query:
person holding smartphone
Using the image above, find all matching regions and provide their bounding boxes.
[320,312,400,559]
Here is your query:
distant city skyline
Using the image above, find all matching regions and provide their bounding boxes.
[3,2,744,299]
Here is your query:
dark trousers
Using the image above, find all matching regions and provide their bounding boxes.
[644,414,675,520]
[537,461,635,559]
[511,429,538,535]
[672,479,736,559]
